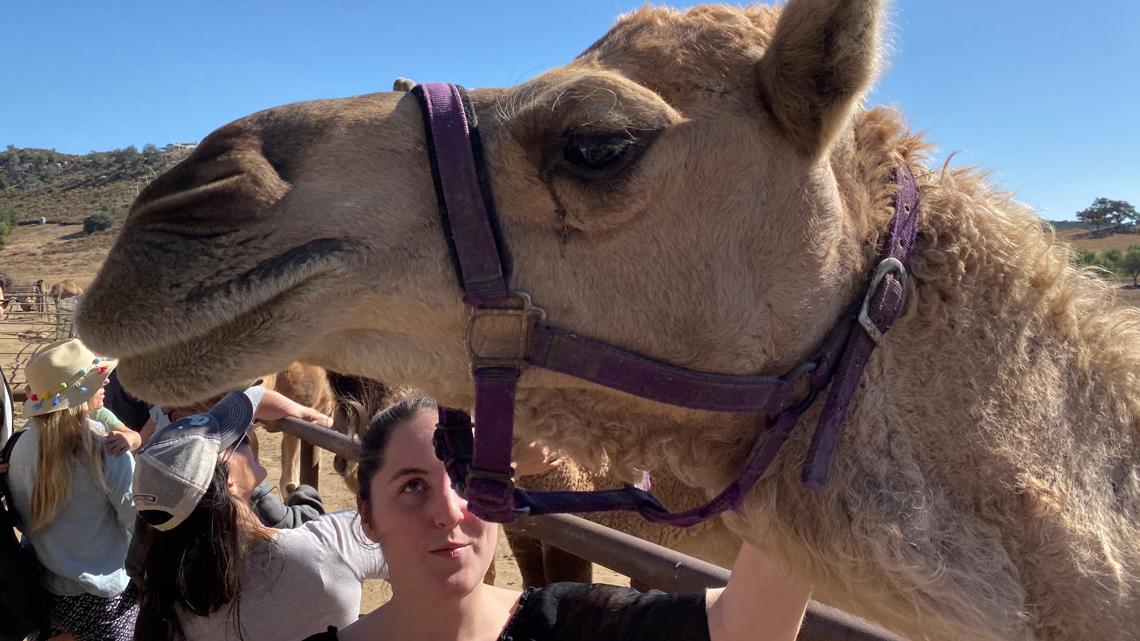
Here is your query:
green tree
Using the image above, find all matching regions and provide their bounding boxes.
[1077,197,1139,231]
[84,213,114,234]
[1074,248,1097,266]
[0,203,15,248]
[1102,248,1123,271]
[3,147,19,173]
[1122,246,1140,286]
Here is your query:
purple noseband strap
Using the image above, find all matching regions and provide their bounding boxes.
[414,82,921,525]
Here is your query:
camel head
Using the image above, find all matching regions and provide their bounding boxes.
[78,0,891,441]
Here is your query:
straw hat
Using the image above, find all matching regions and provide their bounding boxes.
[23,338,117,418]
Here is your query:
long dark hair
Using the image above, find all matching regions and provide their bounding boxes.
[134,462,261,641]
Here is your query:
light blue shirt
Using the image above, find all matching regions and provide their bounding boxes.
[7,421,136,597]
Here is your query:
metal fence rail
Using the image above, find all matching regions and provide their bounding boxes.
[275,416,907,641]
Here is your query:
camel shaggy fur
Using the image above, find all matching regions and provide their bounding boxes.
[76,2,1140,639]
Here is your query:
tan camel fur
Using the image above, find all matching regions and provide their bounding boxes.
[257,362,337,496]
[49,279,82,300]
[76,2,1140,639]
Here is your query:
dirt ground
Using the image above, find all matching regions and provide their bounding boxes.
[0,222,113,289]
[254,430,630,612]
[0,223,110,388]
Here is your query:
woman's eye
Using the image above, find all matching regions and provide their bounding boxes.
[562,132,635,172]
[400,479,426,494]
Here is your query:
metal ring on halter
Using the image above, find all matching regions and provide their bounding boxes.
[466,291,546,369]
[858,257,908,344]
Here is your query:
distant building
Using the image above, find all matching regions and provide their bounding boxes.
[163,143,198,152]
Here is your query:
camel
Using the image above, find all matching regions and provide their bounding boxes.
[74,1,1140,639]
[49,279,82,300]
[257,362,338,496]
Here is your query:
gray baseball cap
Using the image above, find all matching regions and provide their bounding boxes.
[132,388,264,531]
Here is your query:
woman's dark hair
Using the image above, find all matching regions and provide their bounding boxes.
[356,393,438,504]
[134,461,261,641]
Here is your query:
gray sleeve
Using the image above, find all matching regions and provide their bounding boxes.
[103,451,137,532]
[306,510,389,581]
[250,482,325,529]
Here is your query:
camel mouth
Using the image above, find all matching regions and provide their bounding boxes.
[181,238,350,307]
[112,275,337,404]
[83,237,355,359]
[79,237,362,404]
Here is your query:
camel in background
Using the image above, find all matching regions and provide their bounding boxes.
[49,279,82,301]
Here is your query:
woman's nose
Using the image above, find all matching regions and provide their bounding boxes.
[432,484,468,529]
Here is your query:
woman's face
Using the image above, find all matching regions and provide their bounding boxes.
[87,378,109,411]
[362,410,496,600]
[223,434,267,501]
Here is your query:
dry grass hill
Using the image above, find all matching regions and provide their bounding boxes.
[0,145,191,287]
[1056,226,1140,254]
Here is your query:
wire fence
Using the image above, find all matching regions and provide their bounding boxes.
[0,287,80,391]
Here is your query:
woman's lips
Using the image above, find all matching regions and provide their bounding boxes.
[430,543,471,559]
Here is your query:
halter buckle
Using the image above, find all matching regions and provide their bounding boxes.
[467,292,546,368]
[858,257,908,344]
[466,466,516,490]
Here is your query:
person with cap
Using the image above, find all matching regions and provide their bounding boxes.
[105,369,330,529]
[2,338,138,641]
[132,388,388,641]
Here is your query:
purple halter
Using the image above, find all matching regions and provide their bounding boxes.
[414,82,921,526]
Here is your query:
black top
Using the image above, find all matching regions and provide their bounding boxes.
[102,371,152,431]
[302,583,710,641]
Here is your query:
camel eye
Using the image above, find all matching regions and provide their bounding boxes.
[562,131,636,174]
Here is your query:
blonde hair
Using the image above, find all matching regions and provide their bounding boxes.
[29,405,109,532]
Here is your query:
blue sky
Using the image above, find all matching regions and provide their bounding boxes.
[2,1,1136,220]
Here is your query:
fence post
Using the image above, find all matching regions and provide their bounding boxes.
[299,440,320,490]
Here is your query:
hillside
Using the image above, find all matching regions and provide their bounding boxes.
[1055,226,1140,254]
[0,144,192,286]
[0,144,192,225]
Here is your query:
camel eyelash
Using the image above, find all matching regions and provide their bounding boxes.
[552,127,661,182]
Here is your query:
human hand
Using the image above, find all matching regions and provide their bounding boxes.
[0,462,8,474]
[291,404,333,429]
[104,430,137,456]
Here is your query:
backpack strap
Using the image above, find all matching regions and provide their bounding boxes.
[0,429,28,529]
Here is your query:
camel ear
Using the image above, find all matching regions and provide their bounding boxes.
[756,0,886,161]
